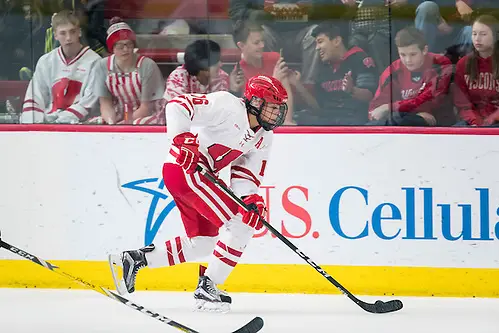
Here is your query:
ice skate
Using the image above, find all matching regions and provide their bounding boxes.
[193,266,232,313]
[108,244,154,295]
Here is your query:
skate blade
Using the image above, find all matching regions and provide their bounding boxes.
[108,254,128,296]
[194,299,230,314]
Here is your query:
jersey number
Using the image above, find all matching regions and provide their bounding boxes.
[207,144,242,171]
[51,78,82,112]
[191,94,209,105]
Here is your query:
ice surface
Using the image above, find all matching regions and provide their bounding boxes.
[0,289,497,333]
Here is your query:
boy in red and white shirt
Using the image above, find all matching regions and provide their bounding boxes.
[163,40,231,103]
[20,10,100,124]
[92,17,165,125]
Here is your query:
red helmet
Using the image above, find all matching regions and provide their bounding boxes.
[244,75,288,130]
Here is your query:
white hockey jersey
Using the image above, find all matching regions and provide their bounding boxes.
[21,46,101,123]
[165,91,273,197]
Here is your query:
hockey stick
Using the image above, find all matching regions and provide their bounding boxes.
[196,166,403,314]
[0,232,264,333]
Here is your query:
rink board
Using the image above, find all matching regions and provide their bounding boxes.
[0,126,498,297]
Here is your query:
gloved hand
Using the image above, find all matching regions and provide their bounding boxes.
[172,132,199,174]
[239,194,266,230]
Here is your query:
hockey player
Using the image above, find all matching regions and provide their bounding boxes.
[20,10,100,124]
[109,75,288,312]
[91,17,165,125]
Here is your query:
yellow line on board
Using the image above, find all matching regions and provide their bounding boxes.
[0,260,498,298]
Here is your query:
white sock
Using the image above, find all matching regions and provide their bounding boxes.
[205,215,254,285]
[145,236,216,268]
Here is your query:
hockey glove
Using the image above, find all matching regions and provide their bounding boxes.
[239,194,266,230]
[172,132,199,174]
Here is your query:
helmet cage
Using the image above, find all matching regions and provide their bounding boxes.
[246,96,288,131]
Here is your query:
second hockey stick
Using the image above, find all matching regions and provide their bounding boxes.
[196,166,403,314]
[0,232,264,333]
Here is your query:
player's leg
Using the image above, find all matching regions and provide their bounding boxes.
[110,162,237,295]
[190,172,257,312]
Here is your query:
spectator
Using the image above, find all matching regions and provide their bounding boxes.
[91,17,165,125]
[163,39,239,102]
[291,22,377,125]
[342,0,392,74]
[44,0,109,57]
[454,15,499,126]
[232,20,296,124]
[229,0,320,85]
[415,1,472,57]
[20,10,100,124]
[369,26,452,126]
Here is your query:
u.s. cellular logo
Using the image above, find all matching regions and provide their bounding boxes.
[121,178,177,246]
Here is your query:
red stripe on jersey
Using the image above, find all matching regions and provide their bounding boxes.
[106,74,117,103]
[165,240,175,266]
[136,55,145,68]
[169,99,193,118]
[135,70,142,91]
[22,107,44,113]
[121,75,134,105]
[66,108,84,119]
[175,236,186,263]
[231,166,261,187]
[67,47,90,66]
[114,73,127,107]
[57,48,66,65]
[23,99,35,104]
[177,95,194,110]
[230,174,260,188]
[217,241,243,257]
[129,72,140,107]
[213,250,237,267]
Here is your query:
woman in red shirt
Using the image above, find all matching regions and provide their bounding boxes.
[454,15,499,126]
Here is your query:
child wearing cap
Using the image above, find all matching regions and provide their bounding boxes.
[91,17,165,125]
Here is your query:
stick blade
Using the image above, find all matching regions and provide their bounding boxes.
[231,316,264,333]
[360,299,403,314]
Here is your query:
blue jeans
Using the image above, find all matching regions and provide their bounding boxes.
[415,1,472,53]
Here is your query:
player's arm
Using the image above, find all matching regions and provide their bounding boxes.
[349,54,377,102]
[20,56,50,123]
[368,66,393,120]
[453,58,481,125]
[57,59,100,123]
[91,58,117,124]
[229,133,272,230]
[419,59,453,112]
[351,82,374,102]
[230,134,272,198]
[167,93,223,174]
[135,58,165,120]
[395,61,453,114]
[292,80,320,110]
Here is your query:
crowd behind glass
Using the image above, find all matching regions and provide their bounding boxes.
[1,0,499,127]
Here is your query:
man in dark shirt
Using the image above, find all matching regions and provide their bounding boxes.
[290,22,378,125]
